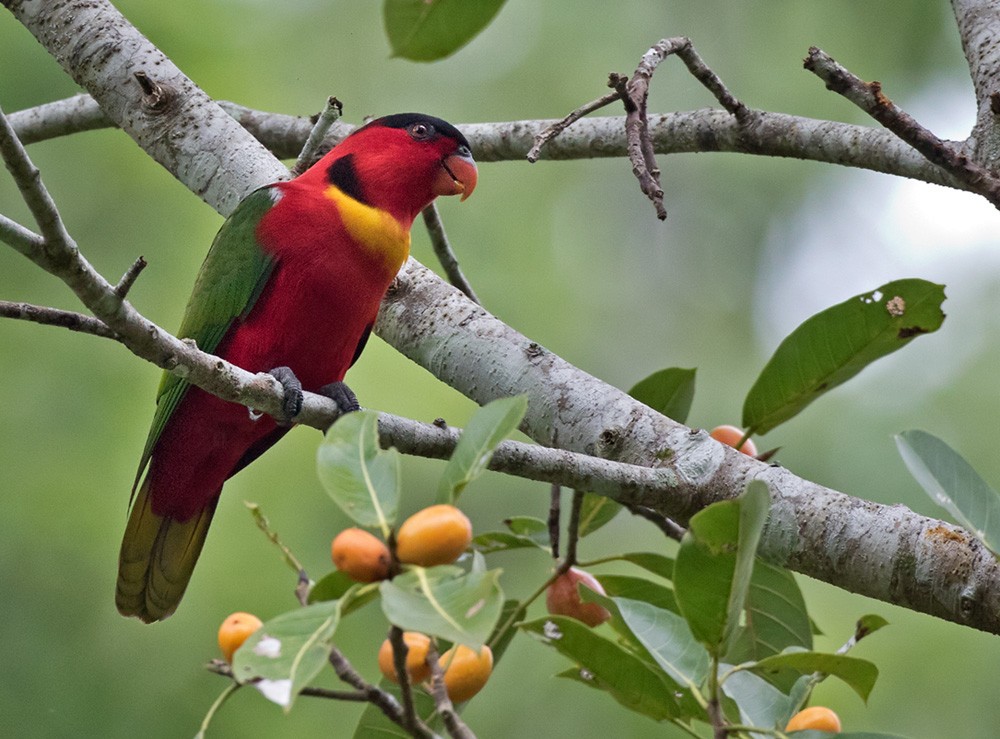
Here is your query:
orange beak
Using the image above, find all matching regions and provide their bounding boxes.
[435,147,478,201]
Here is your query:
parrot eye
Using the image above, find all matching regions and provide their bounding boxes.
[408,122,435,141]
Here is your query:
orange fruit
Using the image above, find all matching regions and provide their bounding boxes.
[785,706,842,733]
[709,424,758,457]
[395,505,472,567]
[440,644,493,703]
[331,527,391,583]
[546,567,611,627]
[217,611,263,663]
[378,632,432,685]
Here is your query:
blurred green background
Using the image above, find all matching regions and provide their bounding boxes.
[1,1,997,736]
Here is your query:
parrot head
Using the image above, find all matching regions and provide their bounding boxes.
[306,113,478,224]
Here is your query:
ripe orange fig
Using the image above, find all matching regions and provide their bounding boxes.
[440,644,493,703]
[378,632,432,685]
[546,567,611,627]
[785,706,842,733]
[331,527,391,583]
[709,424,758,457]
[217,611,263,663]
[395,504,472,567]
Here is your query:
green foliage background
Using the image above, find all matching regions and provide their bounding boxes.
[1,1,996,736]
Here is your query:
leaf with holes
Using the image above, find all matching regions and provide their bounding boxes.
[743,280,945,434]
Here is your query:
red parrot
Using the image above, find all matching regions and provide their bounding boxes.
[116,113,477,622]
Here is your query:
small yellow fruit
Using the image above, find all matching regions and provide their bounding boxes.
[378,632,432,685]
[441,644,493,703]
[217,611,263,663]
[331,527,391,583]
[785,706,842,733]
[546,567,611,627]
[709,424,758,457]
[395,504,472,567]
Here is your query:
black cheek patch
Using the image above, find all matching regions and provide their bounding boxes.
[326,154,369,204]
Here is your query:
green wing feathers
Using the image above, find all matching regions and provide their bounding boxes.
[116,479,218,622]
[120,188,277,621]
[132,188,278,491]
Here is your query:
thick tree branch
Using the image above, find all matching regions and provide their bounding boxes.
[3,0,286,214]
[7,96,974,194]
[377,259,1000,635]
[951,0,1000,162]
[5,0,1000,638]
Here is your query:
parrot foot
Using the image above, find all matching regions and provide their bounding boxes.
[318,381,361,420]
[267,366,304,424]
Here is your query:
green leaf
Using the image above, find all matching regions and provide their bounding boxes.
[628,367,696,424]
[725,560,812,684]
[720,668,794,732]
[896,429,1000,554]
[486,599,524,662]
[521,616,681,721]
[317,410,399,535]
[743,279,946,434]
[598,574,678,613]
[503,515,550,543]
[307,570,355,603]
[472,530,548,554]
[383,0,507,61]
[438,396,528,503]
[231,599,345,711]
[380,566,504,649]
[674,482,770,654]
[605,596,710,688]
[618,552,675,580]
[855,614,889,641]
[577,492,622,538]
[749,650,879,703]
[307,572,380,616]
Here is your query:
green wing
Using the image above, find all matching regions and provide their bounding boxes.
[131,187,278,493]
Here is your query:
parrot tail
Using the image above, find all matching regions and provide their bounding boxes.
[115,479,217,623]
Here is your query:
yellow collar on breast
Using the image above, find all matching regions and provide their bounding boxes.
[324,185,411,269]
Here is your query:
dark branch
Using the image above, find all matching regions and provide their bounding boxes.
[804,46,1000,210]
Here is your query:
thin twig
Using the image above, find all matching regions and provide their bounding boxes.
[628,504,686,541]
[329,647,437,738]
[0,102,77,250]
[548,483,561,560]
[114,256,147,298]
[291,97,343,176]
[388,625,420,732]
[527,89,623,162]
[559,490,585,573]
[426,643,476,739]
[803,46,1000,209]
[421,204,479,303]
[0,300,118,339]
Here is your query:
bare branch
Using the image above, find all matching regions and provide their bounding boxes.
[0,300,117,339]
[8,96,973,193]
[527,89,622,162]
[426,642,476,739]
[328,647,437,738]
[804,46,1000,209]
[290,96,343,176]
[421,204,480,303]
[113,256,147,299]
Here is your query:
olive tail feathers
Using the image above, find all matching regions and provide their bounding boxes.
[116,481,216,623]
